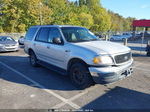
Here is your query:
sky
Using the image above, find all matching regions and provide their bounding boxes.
[69,0,150,20]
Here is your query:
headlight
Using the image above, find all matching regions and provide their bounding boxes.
[93,55,113,65]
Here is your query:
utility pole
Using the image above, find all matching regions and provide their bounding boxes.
[141,27,145,54]
[39,2,43,25]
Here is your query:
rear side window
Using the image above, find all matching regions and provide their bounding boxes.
[25,28,38,40]
[35,28,50,42]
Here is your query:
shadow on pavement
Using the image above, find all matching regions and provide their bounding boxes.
[132,53,147,57]
[82,86,150,110]
[128,46,146,52]
[0,55,79,91]
[1,55,150,110]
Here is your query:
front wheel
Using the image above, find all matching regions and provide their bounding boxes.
[29,51,38,67]
[69,63,94,89]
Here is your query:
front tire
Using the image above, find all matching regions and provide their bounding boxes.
[69,63,94,89]
[29,51,38,67]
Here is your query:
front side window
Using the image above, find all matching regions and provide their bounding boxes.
[61,27,99,43]
[48,28,62,43]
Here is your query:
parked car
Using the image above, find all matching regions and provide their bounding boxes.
[110,34,131,41]
[0,36,19,52]
[140,32,150,38]
[122,33,132,38]
[110,35,123,41]
[24,25,133,89]
[18,36,25,45]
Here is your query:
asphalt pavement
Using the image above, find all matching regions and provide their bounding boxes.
[0,46,150,111]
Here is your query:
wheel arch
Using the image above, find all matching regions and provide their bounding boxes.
[28,48,34,55]
[67,58,88,72]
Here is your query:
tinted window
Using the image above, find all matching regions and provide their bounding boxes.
[36,27,50,42]
[48,28,62,43]
[25,28,38,40]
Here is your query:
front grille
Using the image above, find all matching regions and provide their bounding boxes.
[5,44,15,47]
[114,52,131,64]
[5,48,16,50]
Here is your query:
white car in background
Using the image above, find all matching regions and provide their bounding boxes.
[0,36,19,52]
[110,33,132,41]
[110,35,123,41]
[122,33,132,38]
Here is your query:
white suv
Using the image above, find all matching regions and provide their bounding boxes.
[24,25,133,89]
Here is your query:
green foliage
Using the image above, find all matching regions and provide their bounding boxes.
[86,0,111,32]
[108,10,135,32]
[79,12,94,28]
[0,0,135,33]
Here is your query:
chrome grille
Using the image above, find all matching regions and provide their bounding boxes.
[114,52,131,64]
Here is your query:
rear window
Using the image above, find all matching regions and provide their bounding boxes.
[25,27,38,40]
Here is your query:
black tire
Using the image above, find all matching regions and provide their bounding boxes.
[147,52,150,57]
[69,63,94,89]
[29,51,38,67]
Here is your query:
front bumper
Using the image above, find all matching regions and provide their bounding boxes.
[89,60,133,84]
[0,46,19,52]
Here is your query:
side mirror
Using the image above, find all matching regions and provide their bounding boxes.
[53,37,62,44]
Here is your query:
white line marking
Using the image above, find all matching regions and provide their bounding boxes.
[0,62,80,109]
[53,61,150,108]
[52,85,99,109]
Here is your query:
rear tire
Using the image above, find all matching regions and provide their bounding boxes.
[29,51,38,67]
[69,63,94,89]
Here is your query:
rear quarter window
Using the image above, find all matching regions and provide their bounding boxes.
[25,27,38,40]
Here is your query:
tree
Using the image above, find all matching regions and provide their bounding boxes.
[79,0,86,6]
[86,0,111,32]
[79,12,93,28]
[0,0,136,33]
[0,0,53,32]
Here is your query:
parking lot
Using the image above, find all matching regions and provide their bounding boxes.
[0,45,150,111]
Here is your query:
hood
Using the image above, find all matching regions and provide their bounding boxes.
[73,41,130,55]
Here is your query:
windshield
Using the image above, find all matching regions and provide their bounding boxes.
[61,27,99,43]
[0,36,14,41]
